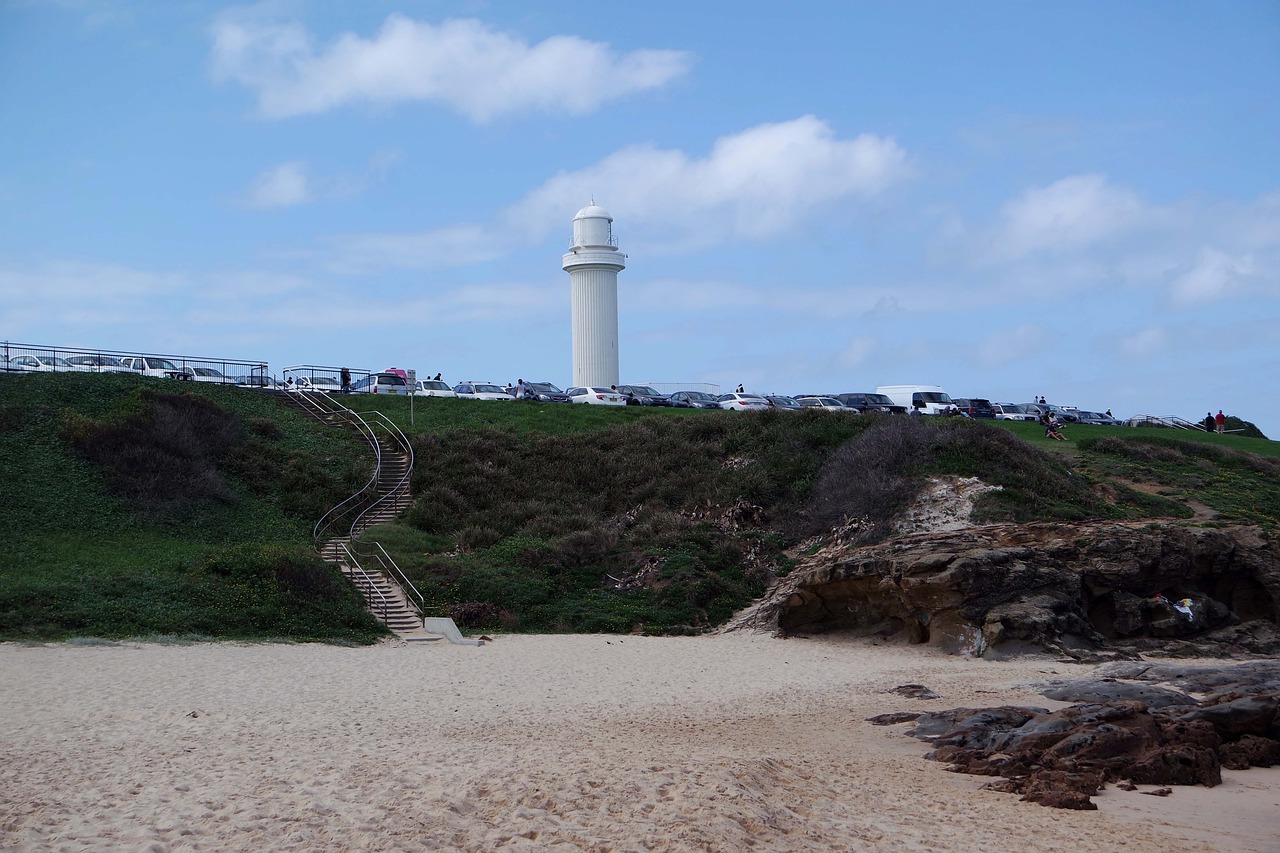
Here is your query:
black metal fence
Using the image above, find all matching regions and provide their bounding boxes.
[0,341,271,386]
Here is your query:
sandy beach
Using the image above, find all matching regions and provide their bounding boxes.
[2,635,1276,852]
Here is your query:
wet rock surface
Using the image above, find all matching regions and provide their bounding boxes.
[724,521,1280,659]
[875,661,1280,809]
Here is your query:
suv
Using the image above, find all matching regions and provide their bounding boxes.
[835,392,904,414]
[515,381,571,403]
[119,356,192,379]
[616,384,671,406]
[951,397,996,419]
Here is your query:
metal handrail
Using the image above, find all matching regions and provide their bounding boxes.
[296,390,424,618]
[362,540,425,616]
[1129,414,1208,431]
[336,541,391,625]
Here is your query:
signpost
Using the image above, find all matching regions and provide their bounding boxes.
[406,368,416,426]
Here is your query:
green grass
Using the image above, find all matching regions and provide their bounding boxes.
[0,373,384,642]
[4,375,1277,640]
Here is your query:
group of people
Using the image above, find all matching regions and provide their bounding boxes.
[1204,410,1227,434]
[1040,409,1068,441]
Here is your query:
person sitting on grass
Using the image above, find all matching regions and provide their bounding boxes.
[1041,412,1068,441]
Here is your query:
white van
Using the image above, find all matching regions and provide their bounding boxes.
[874,384,956,416]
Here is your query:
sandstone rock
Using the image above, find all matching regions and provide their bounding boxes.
[722,521,1280,659]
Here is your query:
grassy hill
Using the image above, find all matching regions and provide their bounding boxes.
[3,376,1277,641]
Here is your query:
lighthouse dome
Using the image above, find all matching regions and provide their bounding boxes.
[571,204,617,249]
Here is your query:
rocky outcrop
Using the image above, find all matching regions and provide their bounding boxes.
[872,661,1280,809]
[723,521,1280,658]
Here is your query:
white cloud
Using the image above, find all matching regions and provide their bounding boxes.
[836,336,876,369]
[1118,326,1167,359]
[506,116,909,248]
[242,161,310,209]
[210,13,692,121]
[988,174,1148,260]
[1171,248,1257,305]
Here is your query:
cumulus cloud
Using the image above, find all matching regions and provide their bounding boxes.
[1171,248,1258,305]
[506,116,909,247]
[209,13,692,121]
[242,161,310,209]
[988,174,1148,260]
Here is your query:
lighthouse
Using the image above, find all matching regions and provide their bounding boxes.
[563,204,625,388]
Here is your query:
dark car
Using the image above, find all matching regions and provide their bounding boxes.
[668,390,721,409]
[509,380,572,402]
[765,395,803,410]
[952,397,996,419]
[616,384,671,406]
[835,392,905,414]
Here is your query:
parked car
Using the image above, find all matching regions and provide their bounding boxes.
[566,386,626,406]
[515,381,570,403]
[292,375,341,393]
[8,354,77,372]
[875,384,956,416]
[952,397,996,419]
[718,392,771,411]
[1072,410,1122,426]
[992,403,1036,422]
[231,374,279,390]
[835,392,904,414]
[765,395,804,411]
[118,356,192,379]
[64,354,135,374]
[795,395,852,412]
[668,390,721,409]
[452,381,514,401]
[187,366,231,384]
[413,378,457,398]
[1021,403,1079,423]
[616,384,672,406]
[352,372,411,395]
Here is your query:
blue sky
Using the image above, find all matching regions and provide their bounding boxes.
[2,1,1278,434]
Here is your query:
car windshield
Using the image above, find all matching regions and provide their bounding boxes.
[867,394,895,406]
[376,374,407,386]
[419,380,450,390]
[473,384,506,393]
[144,358,178,370]
[309,377,338,386]
[589,388,615,394]
[193,367,223,376]
[527,382,563,393]
[917,392,953,403]
[770,396,800,406]
[680,391,714,401]
[630,386,660,396]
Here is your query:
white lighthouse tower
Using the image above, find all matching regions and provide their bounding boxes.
[562,204,625,388]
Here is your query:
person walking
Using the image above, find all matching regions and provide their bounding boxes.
[1215,410,1226,434]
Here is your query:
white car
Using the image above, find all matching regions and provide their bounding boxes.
[566,386,626,406]
[64,354,135,374]
[795,395,852,412]
[290,375,341,393]
[414,379,457,398]
[992,403,1036,422]
[118,356,191,379]
[717,393,771,411]
[187,366,231,384]
[452,381,514,401]
[8,354,77,372]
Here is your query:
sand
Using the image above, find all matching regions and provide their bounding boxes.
[2,635,1276,852]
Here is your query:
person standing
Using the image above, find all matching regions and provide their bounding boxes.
[515,379,526,400]
[340,367,351,394]
[1204,412,1215,432]
[1215,410,1226,434]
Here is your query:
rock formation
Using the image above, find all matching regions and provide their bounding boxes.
[870,660,1280,809]
[723,520,1280,659]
